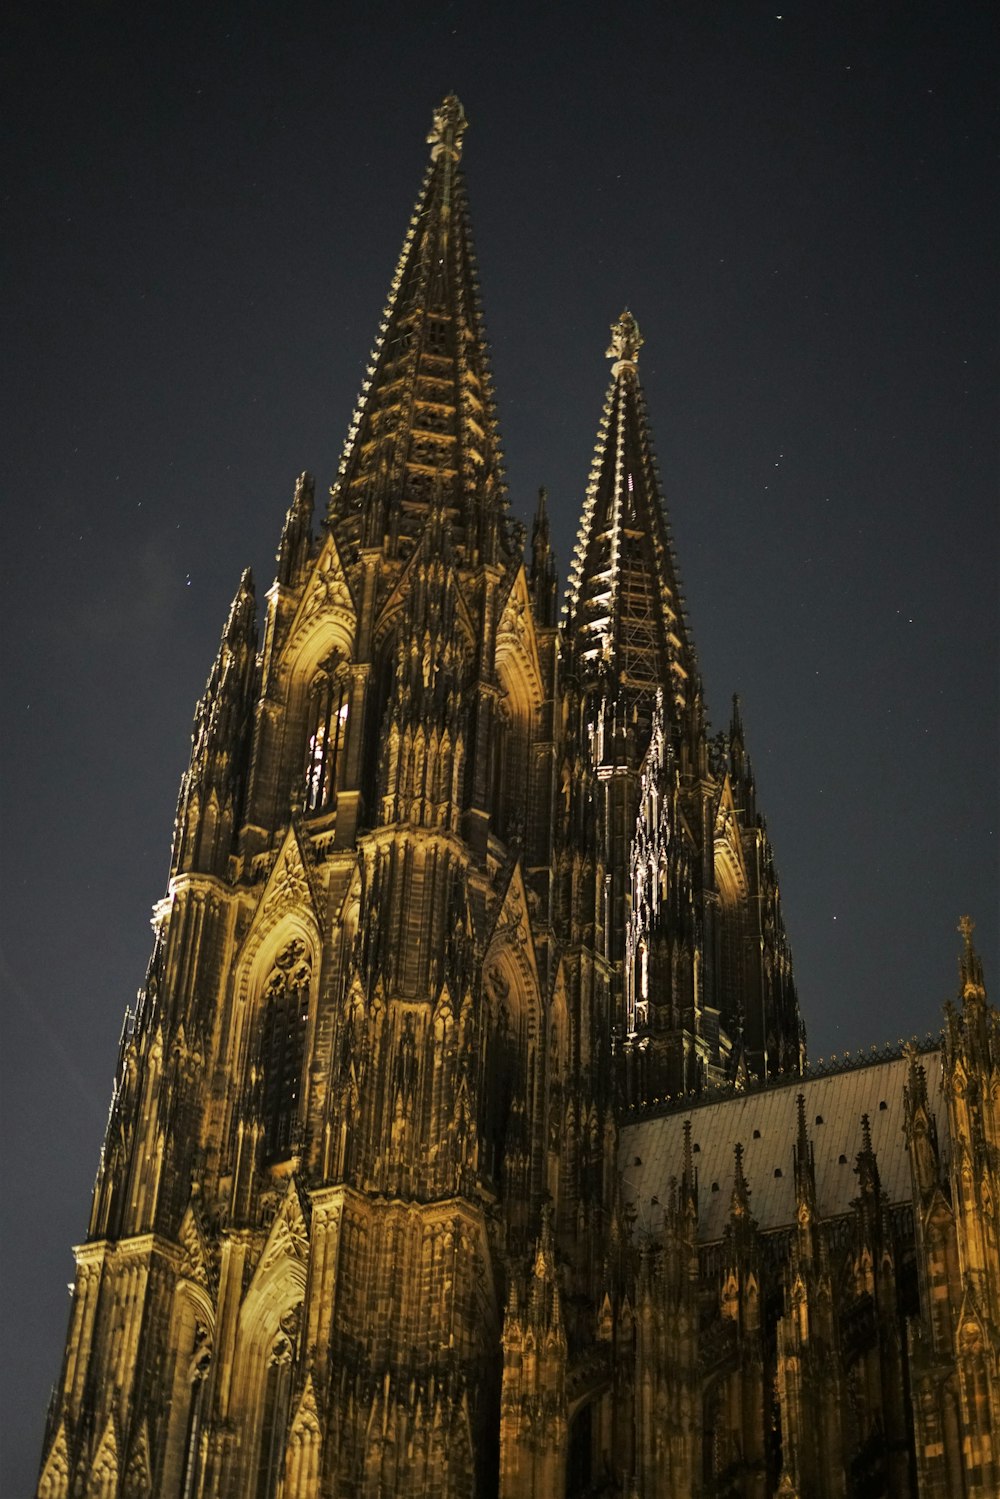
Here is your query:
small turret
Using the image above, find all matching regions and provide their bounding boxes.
[171,570,258,877]
[793,1092,817,1222]
[529,486,559,626]
[277,471,315,586]
[958,912,988,1004]
[728,692,757,819]
[856,1112,880,1202]
[499,1206,568,1497]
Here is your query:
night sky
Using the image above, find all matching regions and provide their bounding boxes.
[2,2,996,1488]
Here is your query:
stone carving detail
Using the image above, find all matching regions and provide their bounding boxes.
[262,839,314,922]
[606,308,643,368]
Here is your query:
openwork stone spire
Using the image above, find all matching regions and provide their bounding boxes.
[328,94,510,567]
[564,312,697,738]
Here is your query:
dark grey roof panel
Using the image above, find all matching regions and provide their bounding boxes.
[619,1052,946,1243]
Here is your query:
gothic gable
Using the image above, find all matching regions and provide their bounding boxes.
[87,1414,119,1498]
[253,1176,311,1285]
[713,774,749,895]
[484,854,540,985]
[122,1421,152,1498]
[373,516,477,650]
[495,562,544,710]
[37,1416,71,1499]
[240,822,324,975]
[177,1196,213,1290]
[284,529,358,665]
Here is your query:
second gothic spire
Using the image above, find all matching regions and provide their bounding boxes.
[564,312,698,743]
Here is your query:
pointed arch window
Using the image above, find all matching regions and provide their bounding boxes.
[255,1316,297,1499]
[303,657,349,815]
[260,941,311,1164]
[362,641,396,823]
[491,685,530,845]
[180,1326,212,1499]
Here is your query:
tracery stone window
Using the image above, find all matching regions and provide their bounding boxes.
[255,1312,298,1499]
[365,642,397,821]
[180,1326,212,1499]
[491,693,529,844]
[303,657,349,815]
[260,941,311,1164]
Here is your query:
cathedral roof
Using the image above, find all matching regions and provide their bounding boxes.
[620,1047,946,1243]
[328,95,510,567]
[564,312,697,723]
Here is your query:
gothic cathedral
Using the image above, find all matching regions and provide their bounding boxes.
[38,97,999,1499]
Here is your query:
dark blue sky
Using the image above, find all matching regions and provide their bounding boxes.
[2,2,996,1489]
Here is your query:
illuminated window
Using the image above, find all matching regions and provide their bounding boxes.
[303,662,349,814]
[260,941,311,1164]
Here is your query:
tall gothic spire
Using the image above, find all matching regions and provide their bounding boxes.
[564,311,697,734]
[328,95,510,566]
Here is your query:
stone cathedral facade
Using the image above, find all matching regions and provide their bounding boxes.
[38,98,998,1499]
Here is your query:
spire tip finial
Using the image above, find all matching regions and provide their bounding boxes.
[607,309,643,374]
[957,914,986,1001]
[428,94,468,163]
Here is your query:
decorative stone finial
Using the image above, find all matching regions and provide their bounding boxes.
[427,94,467,163]
[607,309,644,375]
[958,915,986,1001]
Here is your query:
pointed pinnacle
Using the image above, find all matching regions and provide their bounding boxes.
[682,1118,694,1187]
[903,1041,927,1107]
[958,914,986,1000]
[535,1200,555,1273]
[293,471,314,512]
[731,1142,751,1218]
[681,1118,698,1218]
[427,94,468,163]
[224,568,255,638]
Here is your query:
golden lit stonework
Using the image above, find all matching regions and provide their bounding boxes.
[36,98,1000,1499]
[606,307,644,373]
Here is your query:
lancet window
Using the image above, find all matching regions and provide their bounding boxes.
[483,965,531,1200]
[364,642,397,821]
[255,1316,297,1499]
[490,693,530,845]
[259,941,311,1164]
[180,1327,212,1499]
[303,656,349,815]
